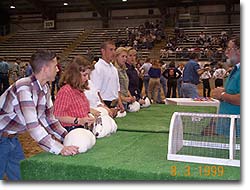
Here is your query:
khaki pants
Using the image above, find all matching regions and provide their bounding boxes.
[148,78,160,103]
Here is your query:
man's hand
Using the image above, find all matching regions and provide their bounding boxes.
[212,87,225,100]
[60,146,79,156]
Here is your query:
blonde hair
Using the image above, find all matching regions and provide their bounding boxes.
[115,47,128,69]
[127,47,137,54]
[116,47,128,56]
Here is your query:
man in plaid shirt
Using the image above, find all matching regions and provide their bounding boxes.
[0,50,79,180]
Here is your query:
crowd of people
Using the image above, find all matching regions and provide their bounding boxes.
[0,33,240,180]
[160,27,234,63]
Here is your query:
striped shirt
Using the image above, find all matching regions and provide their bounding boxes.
[0,75,67,154]
[54,84,90,127]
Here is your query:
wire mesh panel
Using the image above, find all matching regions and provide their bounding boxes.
[167,112,240,167]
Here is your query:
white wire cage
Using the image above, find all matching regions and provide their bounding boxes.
[167,112,240,167]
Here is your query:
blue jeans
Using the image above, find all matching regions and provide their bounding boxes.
[143,76,150,97]
[157,76,167,102]
[177,78,183,98]
[0,136,25,180]
[182,83,199,98]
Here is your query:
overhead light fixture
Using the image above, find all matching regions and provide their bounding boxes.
[63,2,68,6]
[10,5,16,9]
[122,0,127,2]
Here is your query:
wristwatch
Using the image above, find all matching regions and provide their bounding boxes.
[74,117,78,124]
[220,92,226,101]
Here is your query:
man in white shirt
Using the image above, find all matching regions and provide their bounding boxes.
[91,40,124,112]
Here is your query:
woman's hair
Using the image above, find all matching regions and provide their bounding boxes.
[30,49,57,74]
[169,61,176,67]
[115,47,128,69]
[127,47,137,55]
[115,47,128,57]
[59,55,92,92]
[126,47,137,66]
[151,59,161,68]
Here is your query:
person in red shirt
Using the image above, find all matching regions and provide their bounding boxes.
[54,56,96,132]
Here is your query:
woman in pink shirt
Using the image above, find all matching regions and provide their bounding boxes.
[54,56,96,132]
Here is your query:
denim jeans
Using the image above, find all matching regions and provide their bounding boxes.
[182,83,199,98]
[0,136,25,180]
[143,76,150,97]
[157,76,167,102]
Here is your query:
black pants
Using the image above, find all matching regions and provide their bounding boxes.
[215,78,223,88]
[167,79,177,98]
[202,79,211,97]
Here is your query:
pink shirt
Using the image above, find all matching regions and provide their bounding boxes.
[54,84,90,127]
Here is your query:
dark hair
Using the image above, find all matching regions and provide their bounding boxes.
[30,49,56,74]
[59,55,91,92]
[190,52,199,60]
[169,61,175,67]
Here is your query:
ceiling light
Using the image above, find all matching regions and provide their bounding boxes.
[122,0,127,2]
[10,5,16,9]
[63,2,68,6]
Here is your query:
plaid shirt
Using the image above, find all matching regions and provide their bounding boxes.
[53,84,90,127]
[0,75,67,154]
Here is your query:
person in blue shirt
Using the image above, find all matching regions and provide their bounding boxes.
[213,37,240,136]
[182,53,209,98]
[0,57,10,95]
[202,37,240,137]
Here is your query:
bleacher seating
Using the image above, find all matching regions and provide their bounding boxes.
[0,28,85,64]
[160,24,240,63]
[67,27,151,62]
[0,24,240,69]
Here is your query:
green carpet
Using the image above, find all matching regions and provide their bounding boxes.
[20,104,240,180]
[115,104,217,132]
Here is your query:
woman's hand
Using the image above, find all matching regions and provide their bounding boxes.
[79,116,96,127]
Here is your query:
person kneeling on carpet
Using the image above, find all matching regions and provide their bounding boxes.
[75,55,118,137]
[53,55,96,134]
[0,50,79,180]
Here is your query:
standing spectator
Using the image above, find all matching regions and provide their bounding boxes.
[148,59,161,103]
[157,61,167,103]
[204,37,240,136]
[177,63,184,97]
[0,50,79,180]
[182,53,209,98]
[213,62,227,88]
[11,57,21,82]
[25,63,33,77]
[139,57,152,97]
[53,56,96,132]
[136,60,144,95]
[90,40,124,112]
[0,57,10,95]
[162,61,182,98]
[200,64,212,97]
[51,61,62,101]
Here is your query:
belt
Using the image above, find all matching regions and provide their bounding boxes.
[1,132,17,138]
